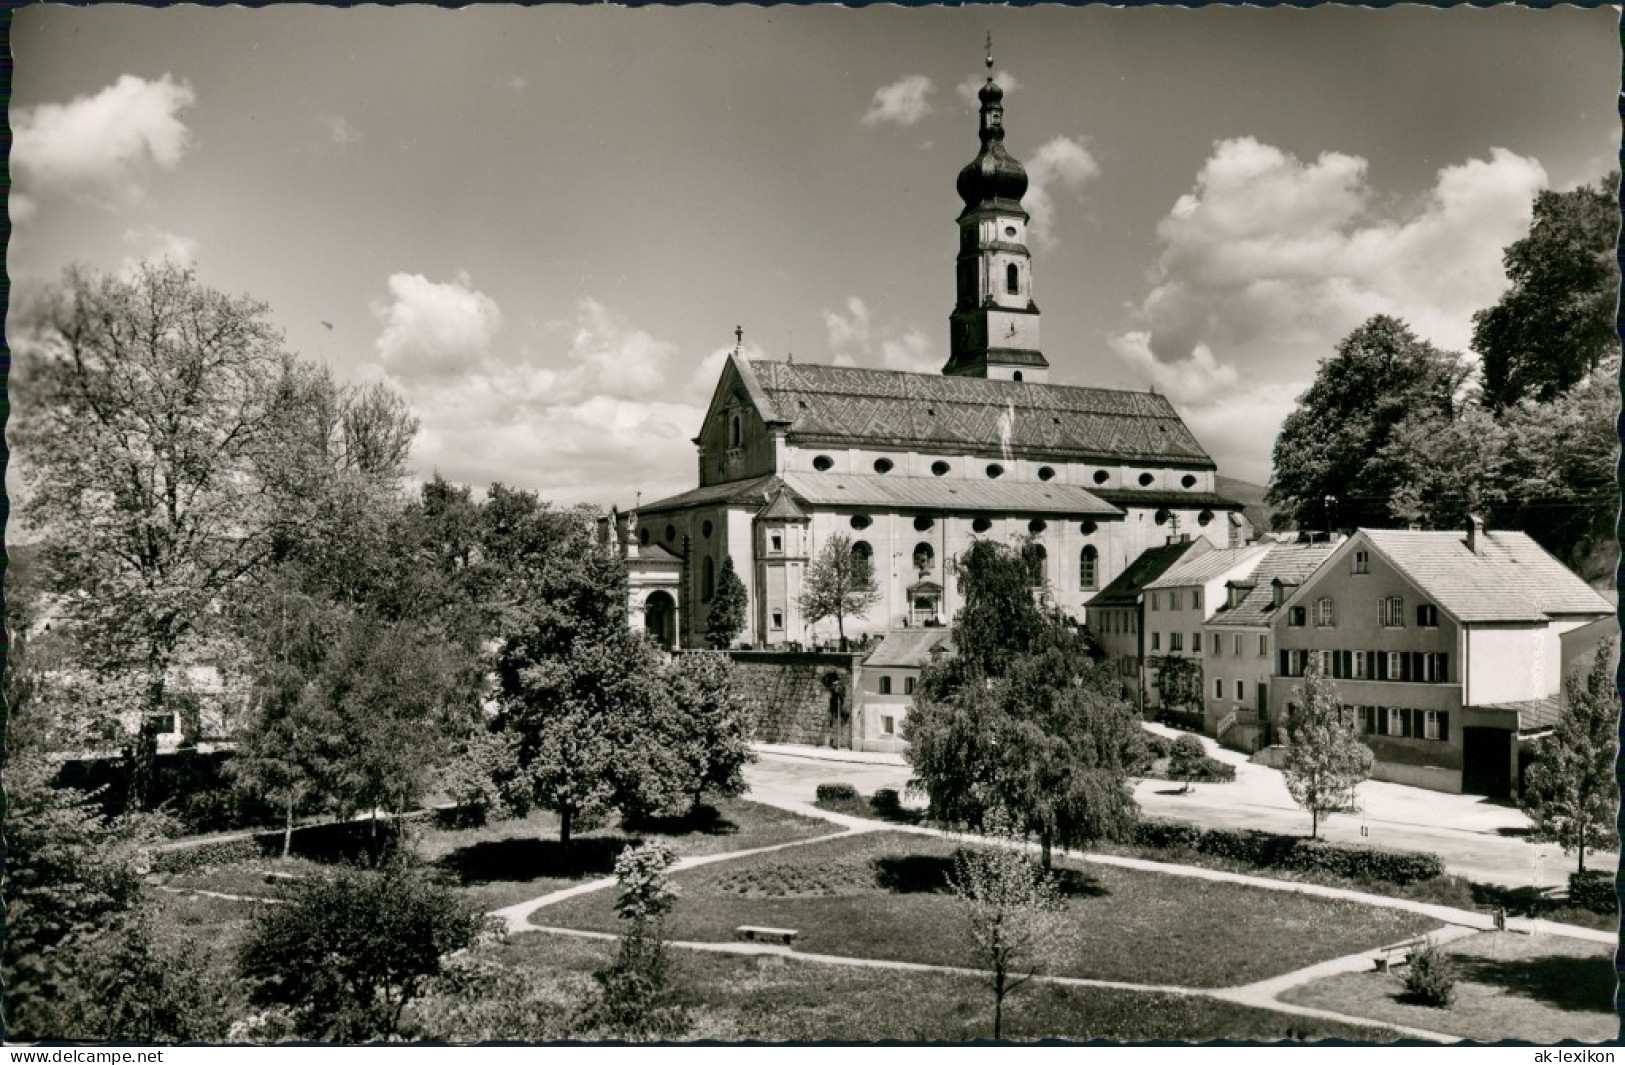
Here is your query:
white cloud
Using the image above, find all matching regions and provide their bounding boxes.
[956,69,1021,108]
[862,75,935,128]
[120,225,198,277]
[1110,137,1549,484]
[318,113,363,147]
[822,296,939,375]
[13,74,196,206]
[506,75,529,93]
[1118,137,1547,385]
[1024,136,1100,251]
[373,272,504,380]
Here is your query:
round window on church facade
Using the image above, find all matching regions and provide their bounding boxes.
[1093,470,1110,485]
[813,455,834,472]
[1181,474,1197,489]
[1028,519,1047,535]
[986,463,1004,479]
[665,524,677,542]
[932,460,951,476]
[972,517,992,534]
[1138,472,1155,487]
[701,520,713,538]
[1079,520,1097,536]
[1198,510,1214,527]
[1037,466,1056,481]
[850,515,872,531]
[873,457,894,474]
[1154,509,1171,526]
[914,516,935,532]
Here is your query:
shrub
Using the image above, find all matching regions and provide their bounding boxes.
[1399,939,1457,1008]
[871,788,902,812]
[1132,817,1446,886]
[1133,819,1203,851]
[1287,841,1444,885]
[816,783,860,803]
[237,862,493,1041]
[580,841,687,1041]
[1568,870,1615,915]
[1143,734,1172,760]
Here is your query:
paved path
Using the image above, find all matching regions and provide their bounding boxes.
[745,737,1615,890]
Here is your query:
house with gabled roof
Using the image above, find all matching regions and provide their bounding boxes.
[1084,536,1214,703]
[609,58,1248,651]
[1139,543,1274,721]
[860,628,955,753]
[1202,539,1341,751]
[1268,518,1613,797]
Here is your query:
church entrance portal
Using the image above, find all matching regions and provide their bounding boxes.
[644,591,677,651]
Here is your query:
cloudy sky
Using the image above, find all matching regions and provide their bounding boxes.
[10,5,1617,505]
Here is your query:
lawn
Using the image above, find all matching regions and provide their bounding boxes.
[533,830,1436,988]
[491,931,1407,1043]
[1279,931,1616,1044]
[414,797,838,910]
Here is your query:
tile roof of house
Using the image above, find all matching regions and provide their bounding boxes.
[757,486,810,521]
[779,471,1121,517]
[865,628,956,668]
[1084,537,1214,609]
[1362,529,1612,623]
[1143,544,1273,591]
[639,473,783,513]
[1206,542,1341,629]
[748,360,1216,466]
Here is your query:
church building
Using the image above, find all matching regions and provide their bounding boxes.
[609,54,1247,650]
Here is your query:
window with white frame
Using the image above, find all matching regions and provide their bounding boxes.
[1191,589,1202,610]
[1151,632,1161,651]
[1150,592,1160,611]
[1353,650,1368,679]
[1387,651,1402,680]
[1352,550,1369,575]
[1211,635,1222,657]
[905,676,916,696]
[1318,650,1333,675]
[1417,603,1439,628]
[1170,633,1184,652]
[1288,606,1307,627]
[1233,634,1243,657]
[1235,680,1245,701]
[881,715,895,736]
[1316,597,1335,627]
[1381,597,1404,627]
[1422,710,1440,740]
[1214,678,1224,698]
[879,676,892,695]
[1258,634,1268,657]
[1192,632,1202,654]
[1384,707,1404,736]
[771,610,784,630]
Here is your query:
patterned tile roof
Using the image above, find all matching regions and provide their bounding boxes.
[1143,544,1273,591]
[638,473,783,514]
[1086,488,1246,511]
[1084,538,1214,609]
[865,628,956,669]
[1362,529,1612,623]
[779,471,1121,517]
[749,360,1215,466]
[1206,542,1340,629]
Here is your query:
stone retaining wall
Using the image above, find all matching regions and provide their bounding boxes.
[713,650,866,749]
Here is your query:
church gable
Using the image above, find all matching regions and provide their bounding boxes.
[697,354,783,487]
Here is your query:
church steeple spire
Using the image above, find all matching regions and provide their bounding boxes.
[943,42,1048,383]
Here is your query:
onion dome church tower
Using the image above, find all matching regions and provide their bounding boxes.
[943,40,1048,383]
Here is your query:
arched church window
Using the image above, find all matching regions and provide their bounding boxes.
[1027,544,1048,587]
[1006,263,1019,295]
[1013,371,1023,382]
[813,455,834,472]
[702,557,716,601]
[730,414,743,448]
[912,542,935,573]
[850,540,873,563]
[639,528,650,546]
[1080,545,1099,590]
[1138,472,1155,487]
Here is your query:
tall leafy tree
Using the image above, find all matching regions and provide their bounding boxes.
[797,532,881,650]
[1473,174,1620,409]
[13,262,308,806]
[704,556,748,649]
[1377,404,1509,531]
[1281,661,1373,838]
[1268,315,1466,531]
[642,652,755,813]
[1520,639,1618,874]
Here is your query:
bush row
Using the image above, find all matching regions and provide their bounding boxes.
[1131,819,1445,884]
[816,783,859,803]
[148,810,438,875]
[1568,870,1616,915]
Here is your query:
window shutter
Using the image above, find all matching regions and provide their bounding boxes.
[1376,652,1387,681]
[1400,707,1413,738]
[1438,711,1450,743]
[1438,652,1449,683]
[1278,649,1288,676]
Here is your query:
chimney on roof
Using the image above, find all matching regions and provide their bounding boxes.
[1466,514,1484,554]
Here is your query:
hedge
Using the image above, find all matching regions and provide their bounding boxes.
[1569,870,1616,915]
[815,783,860,803]
[1131,819,1445,885]
[870,788,902,812]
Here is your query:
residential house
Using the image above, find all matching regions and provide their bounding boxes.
[1202,539,1341,750]
[1083,536,1213,704]
[1269,520,1613,798]
[1140,544,1273,719]
[860,629,954,753]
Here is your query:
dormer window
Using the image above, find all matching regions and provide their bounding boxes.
[1352,550,1370,575]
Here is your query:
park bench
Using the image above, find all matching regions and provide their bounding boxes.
[736,925,799,946]
[1372,938,1425,972]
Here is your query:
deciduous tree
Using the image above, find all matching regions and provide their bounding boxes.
[1474,174,1619,409]
[1520,639,1618,874]
[1282,661,1373,838]
[798,532,880,650]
